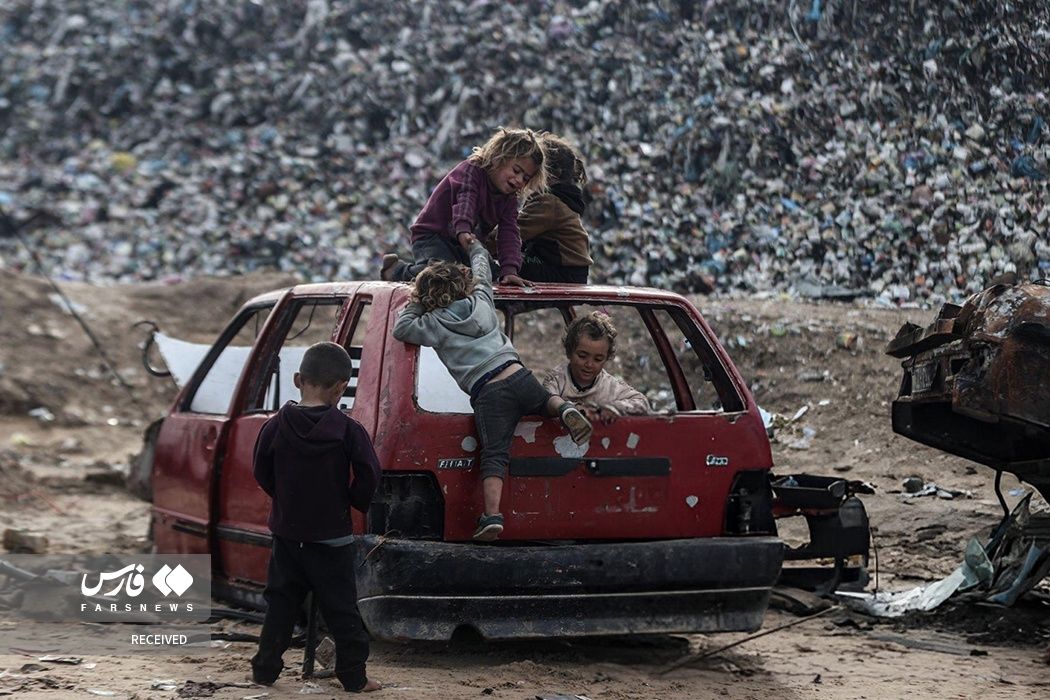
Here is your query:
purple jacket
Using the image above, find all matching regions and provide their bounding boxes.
[253,402,380,542]
[410,160,523,277]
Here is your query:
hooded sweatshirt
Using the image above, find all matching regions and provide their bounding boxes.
[253,402,380,542]
[392,240,519,395]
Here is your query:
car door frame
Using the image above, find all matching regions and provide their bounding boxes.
[211,287,387,589]
[151,294,288,559]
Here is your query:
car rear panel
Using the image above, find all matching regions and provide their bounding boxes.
[376,287,773,542]
[378,388,772,542]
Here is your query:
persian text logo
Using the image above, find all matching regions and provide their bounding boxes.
[81,564,147,597]
[1,553,212,649]
[80,563,194,598]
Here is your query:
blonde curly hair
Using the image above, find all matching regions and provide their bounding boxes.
[412,261,476,311]
[468,127,548,194]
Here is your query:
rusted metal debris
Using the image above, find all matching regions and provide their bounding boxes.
[887,281,1050,500]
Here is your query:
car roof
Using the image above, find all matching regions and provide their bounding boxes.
[242,280,692,308]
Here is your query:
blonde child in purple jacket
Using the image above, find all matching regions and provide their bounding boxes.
[381,128,546,287]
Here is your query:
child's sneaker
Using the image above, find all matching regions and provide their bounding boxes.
[559,403,592,445]
[380,253,401,281]
[472,513,504,541]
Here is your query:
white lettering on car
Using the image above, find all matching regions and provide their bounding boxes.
[437,458,473,470]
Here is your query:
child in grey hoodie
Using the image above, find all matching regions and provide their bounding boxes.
[393,236,592,541]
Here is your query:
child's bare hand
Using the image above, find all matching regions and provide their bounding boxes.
[456,232,475,250]
[498,273,533,287]
[580,406,603,424]
[582,406,616,425]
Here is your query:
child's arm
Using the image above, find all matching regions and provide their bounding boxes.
[495,198,528,285]
[519,193,579,240]
[467,239,494,295]
[392,300,437,346]
[450,165,483,240]
[345,420,381,514]
[517,193,552,242]
[602,375,652,416]
[252,416,280,497]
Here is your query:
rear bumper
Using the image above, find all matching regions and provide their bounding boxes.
[353,535,783,641]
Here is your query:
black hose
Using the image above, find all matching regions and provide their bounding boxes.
[133,320,173,378]
[994,470,1009,520]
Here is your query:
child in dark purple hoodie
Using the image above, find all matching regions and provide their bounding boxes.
[250,342,382,693]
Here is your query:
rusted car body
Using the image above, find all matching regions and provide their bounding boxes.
[146,281,867,640]
[887,281,1050,501]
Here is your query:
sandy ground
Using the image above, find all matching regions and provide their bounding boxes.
[0,271,1048,699]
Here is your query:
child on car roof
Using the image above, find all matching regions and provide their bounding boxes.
[518,133,593,284]
[381,127,546,287]
[392,237,592,542]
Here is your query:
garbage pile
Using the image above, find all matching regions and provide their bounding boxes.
[1,0,1048,303]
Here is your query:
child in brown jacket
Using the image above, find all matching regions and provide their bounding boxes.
[518,133,593,284]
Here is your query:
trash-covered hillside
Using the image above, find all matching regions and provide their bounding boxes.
[1,0,1048,303]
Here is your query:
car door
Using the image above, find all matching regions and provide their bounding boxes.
[215,293,379,587]
[152,301,277,555]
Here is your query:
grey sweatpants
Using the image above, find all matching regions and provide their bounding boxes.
[470,368,552,479]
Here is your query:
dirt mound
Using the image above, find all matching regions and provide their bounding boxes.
[0,269,297,427]
[1,267,920,444]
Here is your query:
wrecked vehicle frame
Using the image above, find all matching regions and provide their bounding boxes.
[888,281,1050,504]
[139,280,869,641]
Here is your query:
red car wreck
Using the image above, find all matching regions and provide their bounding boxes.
[142,281,869,641]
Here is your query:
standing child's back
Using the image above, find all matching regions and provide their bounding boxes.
[250,341,383,693]
[254,403,378,542]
